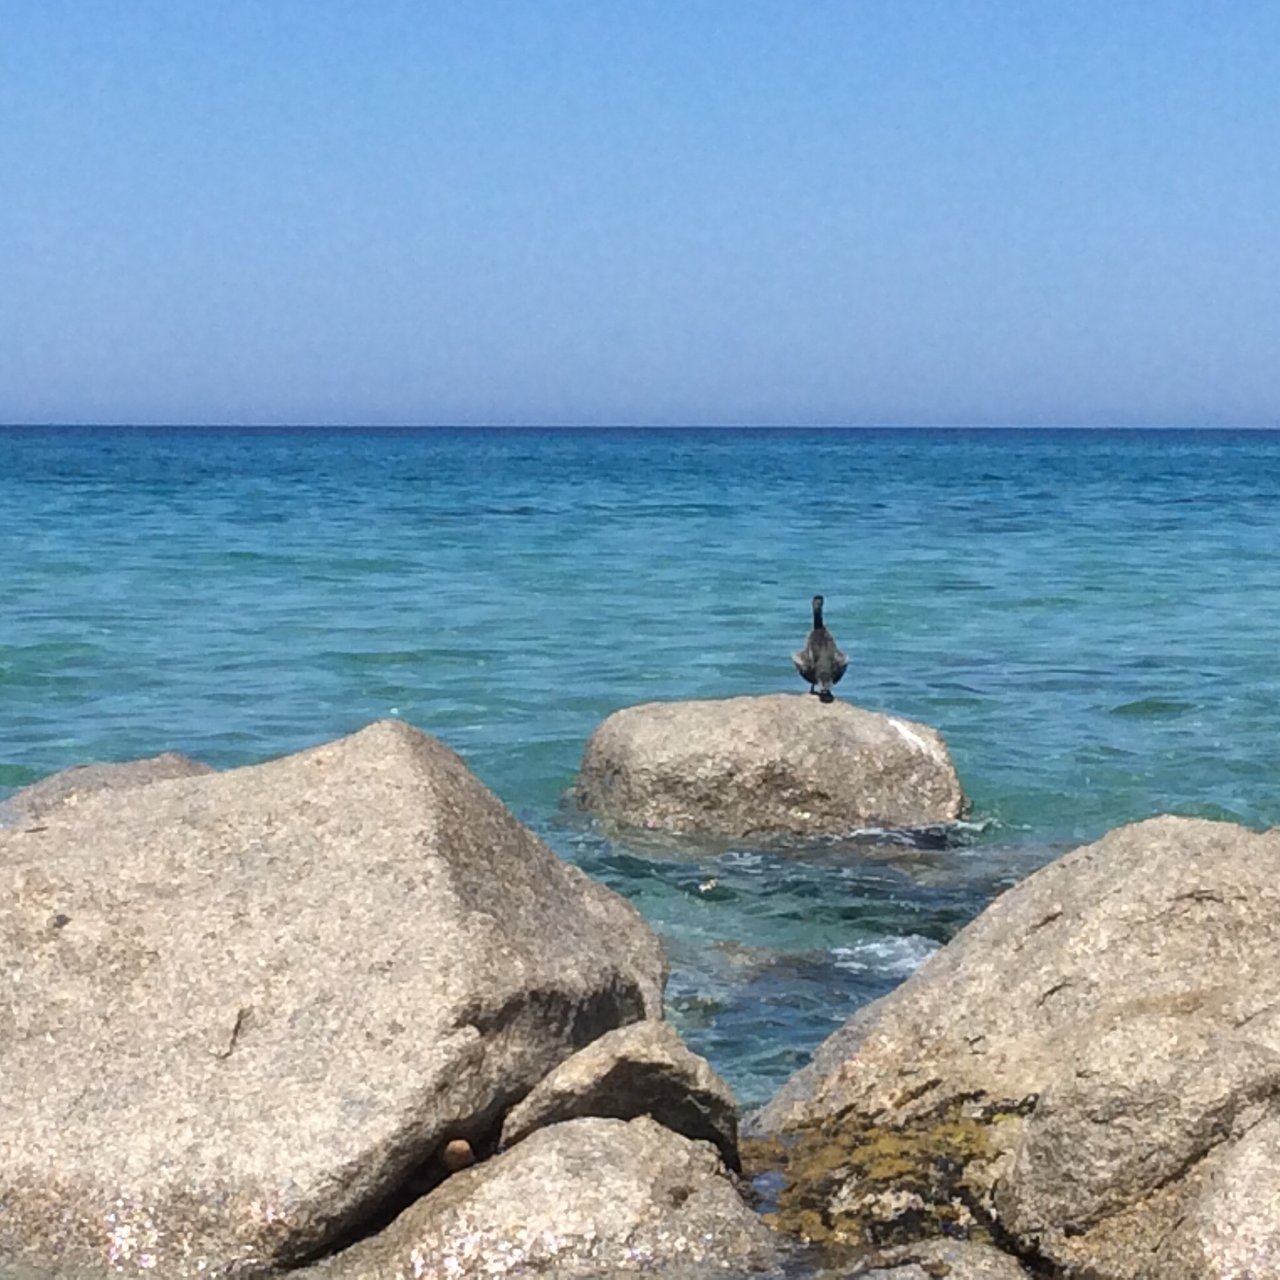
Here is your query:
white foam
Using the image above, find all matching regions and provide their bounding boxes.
[831,934,938,978]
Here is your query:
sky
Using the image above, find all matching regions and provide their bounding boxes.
[2,1,1278,427]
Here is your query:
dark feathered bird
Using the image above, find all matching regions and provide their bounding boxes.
[792,594,848,702]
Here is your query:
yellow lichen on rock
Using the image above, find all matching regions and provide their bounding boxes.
[751,1097,1034,1250]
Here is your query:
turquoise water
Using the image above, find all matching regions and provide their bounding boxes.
[5,426,1280,1106]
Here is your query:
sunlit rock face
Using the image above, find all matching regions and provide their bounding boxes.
[0,720,665,1277]
[576,694,966,839]
[1,751,214,824]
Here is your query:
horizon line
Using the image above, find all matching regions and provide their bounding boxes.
[3,421,1280,432]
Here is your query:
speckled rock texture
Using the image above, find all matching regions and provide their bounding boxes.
[1148,1110,1280,1279]
[845,1238,1033,1277]
[0,720,666,1278]
[750,816,1280,1278]
[576,695,966,838]
[306,1116,785,1279]
[0,751,214,824]
[500,1019,741,1171]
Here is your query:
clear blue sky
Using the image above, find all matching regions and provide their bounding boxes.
[2,1,1277,426]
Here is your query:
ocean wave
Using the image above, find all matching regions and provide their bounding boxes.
[830,933,938,978]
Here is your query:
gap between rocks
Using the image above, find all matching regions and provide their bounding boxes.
[285,986,651,1271]
[285,1106,510,1270]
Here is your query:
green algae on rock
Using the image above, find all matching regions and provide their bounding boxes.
[746,1096,1034,1250]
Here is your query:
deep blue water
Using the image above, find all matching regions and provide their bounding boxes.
[4,425,1280,1106]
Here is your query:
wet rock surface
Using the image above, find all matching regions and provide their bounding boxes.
[305,1116,785,1280]
[576,694,966,839]
[0,751,214,824]
[500,1019,741,1171]
[751,816,1280,1278]
[0,720,665,1277]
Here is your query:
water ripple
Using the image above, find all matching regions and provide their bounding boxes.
[5,426,1280,1101]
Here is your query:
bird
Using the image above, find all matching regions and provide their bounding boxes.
[792,594,848,702]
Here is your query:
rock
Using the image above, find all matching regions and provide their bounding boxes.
[0,720,666,1278]
[752,816,1280,1276]
[846,1238,1033,1277]
[440,1139,475,1172]
[576,694,966,838]
[306,1116,784,1279]
[0,751,214,824]
[1151,1111,1280,1279]
[744,999,885,1139]
[500,1019,740,1171]
[994,1015,1280,1273]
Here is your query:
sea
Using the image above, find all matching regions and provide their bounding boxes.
[4,425,1280,1110]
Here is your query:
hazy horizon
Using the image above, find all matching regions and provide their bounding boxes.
[6,423,1278,433]
[4,2,1278,428]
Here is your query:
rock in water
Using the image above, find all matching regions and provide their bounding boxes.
[500,1019,741,1171]
[751,816,1280,1278]
[0,720,666,1277]
[1,751,214,824]
[576,694,965,838]
[305,1117,784,1279]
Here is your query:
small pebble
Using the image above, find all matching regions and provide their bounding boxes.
[441,1138,475,1171]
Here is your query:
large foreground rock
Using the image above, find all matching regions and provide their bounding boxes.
[576,695,966,838]
[500,1019,740,1170]
[308,1117,784,1279]
[752,816,1280,1277]
[0,720,666,1277]
[1,751,214,824]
